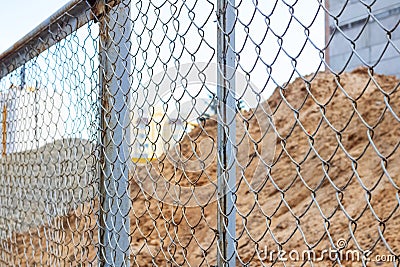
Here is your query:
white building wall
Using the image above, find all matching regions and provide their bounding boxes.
[328,0,400,76]
[0,84,94,155]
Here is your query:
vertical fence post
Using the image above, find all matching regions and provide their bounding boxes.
[99,0,131,266]
[324,0,330,65]
[217,0,236,266]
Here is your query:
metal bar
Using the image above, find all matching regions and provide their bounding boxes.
[1,105,6,157]
[216,0,236,265]
[98,0,131,266]
[324,0,330,65]
[0,0,97,80]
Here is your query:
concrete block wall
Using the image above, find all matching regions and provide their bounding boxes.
[328,0,400,77]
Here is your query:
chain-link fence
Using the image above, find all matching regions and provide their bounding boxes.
[0,0,399,266]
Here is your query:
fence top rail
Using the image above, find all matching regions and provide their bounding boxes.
[0,0,100,80]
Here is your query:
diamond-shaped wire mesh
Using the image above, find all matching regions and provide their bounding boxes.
[0,4,99,264]
[0,0,399,266]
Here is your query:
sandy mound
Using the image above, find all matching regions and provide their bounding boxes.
[1,68,400,266]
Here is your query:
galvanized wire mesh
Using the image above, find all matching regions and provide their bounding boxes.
[0,0,399,266]
[0,2,99,264]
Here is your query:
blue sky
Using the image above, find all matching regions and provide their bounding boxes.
[0,0,325,152]
[0,0,326,111]
[0,0,69,54]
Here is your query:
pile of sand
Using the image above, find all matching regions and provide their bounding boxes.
[1,68,399,266]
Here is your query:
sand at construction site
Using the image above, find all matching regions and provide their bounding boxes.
[1,68,399,266]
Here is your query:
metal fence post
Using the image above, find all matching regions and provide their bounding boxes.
[99,0,131,266]
[217,0,236,266]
